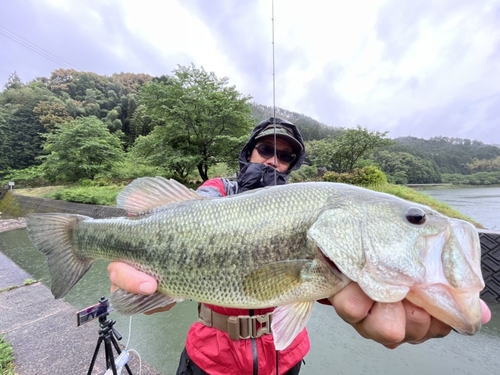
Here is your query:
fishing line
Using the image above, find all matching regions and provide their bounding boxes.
[271,6,280,375]
[271,0,278,185]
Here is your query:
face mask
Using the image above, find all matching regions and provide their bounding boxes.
[237,163,288,193]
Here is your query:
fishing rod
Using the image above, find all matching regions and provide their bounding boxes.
[271,0,278,185]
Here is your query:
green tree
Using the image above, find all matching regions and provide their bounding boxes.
[131,126,199,180]
[136,64,253,181]
[33,100,74,132]
[0,111,12,173]
[0,82,54,169]
[3,71,23,90]
[41,116,125,182]
[389,136,500,175]
[373,150,442,184]
[308,126,393,173]
[466,156,500,172]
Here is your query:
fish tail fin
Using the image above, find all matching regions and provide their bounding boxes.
[26,213,94,299]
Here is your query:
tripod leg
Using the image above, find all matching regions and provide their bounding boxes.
[110,334,122,354]
[87,337,103,375]
[110,335,133,375]
[104,336,118,375]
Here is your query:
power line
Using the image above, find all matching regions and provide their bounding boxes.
[0,25,80,71]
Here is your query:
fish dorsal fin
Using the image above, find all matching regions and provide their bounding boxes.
[117,176,205,215]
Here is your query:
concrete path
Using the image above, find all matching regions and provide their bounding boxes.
[0,252,163,375]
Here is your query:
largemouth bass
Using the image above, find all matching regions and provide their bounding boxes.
[26,177,485,350]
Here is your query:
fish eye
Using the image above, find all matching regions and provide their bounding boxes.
[405,207,426,225]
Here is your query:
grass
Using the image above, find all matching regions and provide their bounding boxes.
[0,335,16,375]
[22,279,37,286]
[17,185,124,206]
[367,183,482,228]
[0,279,39,293]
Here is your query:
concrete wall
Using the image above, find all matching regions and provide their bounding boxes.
[0,189,126,218]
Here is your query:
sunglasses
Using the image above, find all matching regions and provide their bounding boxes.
[255,143,296,164]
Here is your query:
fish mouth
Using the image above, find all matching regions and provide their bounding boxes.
[407,284,482,335]
[320,252,348,282]
[411,219,484,335]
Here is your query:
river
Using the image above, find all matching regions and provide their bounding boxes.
[1,186,499,374]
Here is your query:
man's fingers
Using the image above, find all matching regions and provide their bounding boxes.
[362,302,406,347]
[400,300,431,342]
[408,317,452,344]
[108,262,157,295]
[329,283,455,348]
[330,283,373,324]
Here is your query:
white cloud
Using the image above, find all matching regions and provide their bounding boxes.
[2,0,499,143]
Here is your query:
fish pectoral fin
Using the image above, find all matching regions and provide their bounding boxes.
[358,268,410,302]
[116,176,205,215]
[244,260,311,300]
[110,289,182,315]
[272,301,314,350]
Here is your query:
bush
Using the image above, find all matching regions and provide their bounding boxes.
[290,165,320,182]
[1,166,47,188]
[110,158,166,180]
[441,171,500,185]
[323,166,387,186]
[51,185,124,205]
[0,335,15,375]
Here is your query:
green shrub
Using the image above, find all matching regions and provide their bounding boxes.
[51,186,124,205]
[0,335,15,375]
[109,158,166,180]
[1,166,46,188]
[290,165,320,182]
[323,166,387,186]
[441,171,500,185]
[78,179,94,187]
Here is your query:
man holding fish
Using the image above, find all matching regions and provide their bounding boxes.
[107,118,491,375]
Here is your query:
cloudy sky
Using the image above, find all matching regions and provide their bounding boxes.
[1,0,499,144]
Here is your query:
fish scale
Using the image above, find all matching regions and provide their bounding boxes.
[26,177,485,350]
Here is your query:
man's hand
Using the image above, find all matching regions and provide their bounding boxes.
[108,262,176,315]
[108,262,492,338]
[330,283,491,348]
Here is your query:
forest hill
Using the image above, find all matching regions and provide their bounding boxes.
[1,67,500,187]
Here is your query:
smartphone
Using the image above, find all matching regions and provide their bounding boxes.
[76,298,114,326]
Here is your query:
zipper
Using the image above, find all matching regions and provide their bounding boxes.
[250,309,258,375]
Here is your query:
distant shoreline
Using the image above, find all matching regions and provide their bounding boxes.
[407,183,500,190]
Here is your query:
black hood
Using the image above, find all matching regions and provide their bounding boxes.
[236,117,305,192]
[238,117,305,172]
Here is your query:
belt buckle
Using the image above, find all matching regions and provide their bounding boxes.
[254,313,272,338]
[227,313,273,340]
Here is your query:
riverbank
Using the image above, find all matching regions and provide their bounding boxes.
[0,218,26,233]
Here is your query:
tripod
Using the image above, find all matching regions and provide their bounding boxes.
[87,311,133,375]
